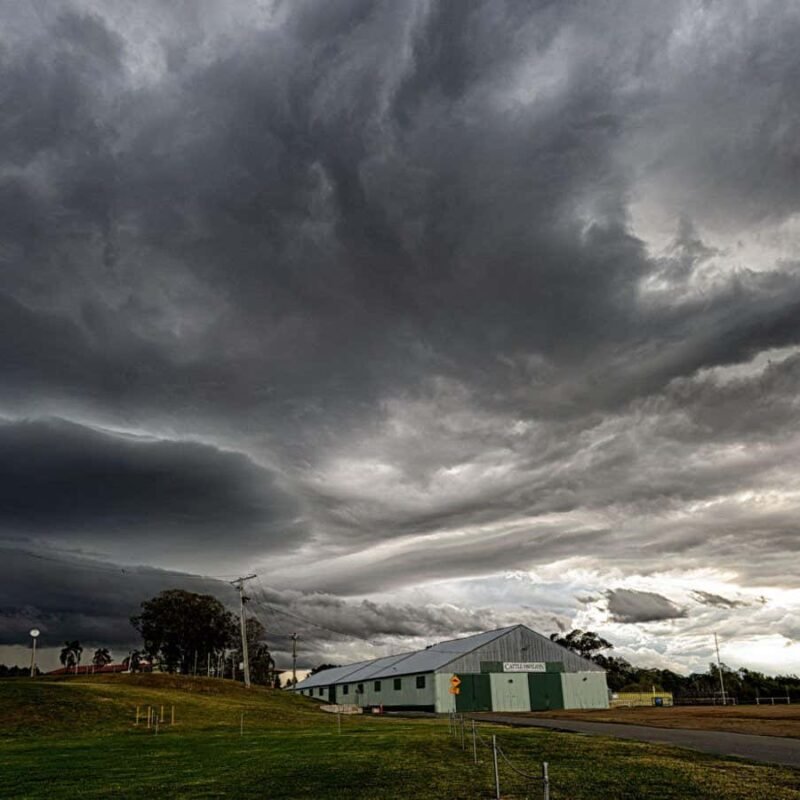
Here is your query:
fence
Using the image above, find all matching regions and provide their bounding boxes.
[448,711,550,800]
[675,696,738,706]
[756,696,792,705]
[134,704,176,733]
[610,692,673,708]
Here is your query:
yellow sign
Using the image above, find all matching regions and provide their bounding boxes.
[449,687,460,695]
[449,675,461,688]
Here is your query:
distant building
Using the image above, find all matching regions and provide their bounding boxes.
[290,624,608,713]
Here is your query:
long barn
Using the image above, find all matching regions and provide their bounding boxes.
[292,624,608,713]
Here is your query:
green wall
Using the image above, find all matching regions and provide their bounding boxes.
[455,674,492,712]
[528,672,564,710]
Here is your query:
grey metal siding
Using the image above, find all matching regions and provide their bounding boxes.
[560,672,609,709]
[490,673,531,712]
[349,673,436,708]
[443,626,603,674]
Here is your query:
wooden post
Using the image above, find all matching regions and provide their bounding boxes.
[147,705,152,729]
[171,705,175,725]
[472,719,477,764]
[135,705,140,726]
[543,762,550,800]
[492,735,500,800]
[160,705,164,723]
[240,712,244,736]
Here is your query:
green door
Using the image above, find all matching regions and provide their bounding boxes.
[329,686,337,704]
[528,673,564,711]
[455,674,492,712]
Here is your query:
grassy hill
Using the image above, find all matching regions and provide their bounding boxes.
[2,675,799,799]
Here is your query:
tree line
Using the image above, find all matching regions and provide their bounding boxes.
[551,629,800,701]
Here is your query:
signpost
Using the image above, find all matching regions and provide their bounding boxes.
[449,674,461,695]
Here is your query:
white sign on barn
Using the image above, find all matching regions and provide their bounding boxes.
[502,662,546,672]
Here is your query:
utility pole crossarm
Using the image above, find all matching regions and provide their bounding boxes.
[231,574,257,689]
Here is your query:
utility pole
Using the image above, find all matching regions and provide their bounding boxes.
[231,575,257,688]
[714,633,727,706]
[291,632,298,688]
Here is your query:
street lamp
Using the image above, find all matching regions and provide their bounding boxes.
[29,629,40,678]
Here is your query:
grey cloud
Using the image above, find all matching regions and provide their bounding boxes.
[0,547,237,647]
[690,591,749,610]
[606,589,687,624]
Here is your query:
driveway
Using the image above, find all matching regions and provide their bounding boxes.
[475,714,800,769]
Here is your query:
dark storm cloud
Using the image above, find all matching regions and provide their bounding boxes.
[0,417,302,554]
[2,0,800,672]
[0,547,236,646]
[606,590,687,624]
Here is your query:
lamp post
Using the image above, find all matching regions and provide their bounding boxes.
[29,629,40,678]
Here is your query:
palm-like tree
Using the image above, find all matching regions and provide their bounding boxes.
[59,641,83,674]
[91,647,112,673]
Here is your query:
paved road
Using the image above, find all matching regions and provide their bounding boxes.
[475,715,800,769]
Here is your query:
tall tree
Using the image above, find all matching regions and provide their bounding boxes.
[92,648,112,671]
[550,630,613,660]
[59,641,83,674]
[131,589,236,674]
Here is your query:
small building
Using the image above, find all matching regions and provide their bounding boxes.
[291,624,608,713]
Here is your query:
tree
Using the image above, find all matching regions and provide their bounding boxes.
[60,641,83,674]
[122,649,144,673]
[131,589,237,674]
[550,630,614,660]
[310,663,341,676]
[232,618,276,686]
[92,648,112,671]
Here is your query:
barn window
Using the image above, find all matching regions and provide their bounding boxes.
[357,683,364,694]
[416,675,426,689]
[374,681,381,691]
[394,678,402,690]
[319,688,324,696]
[342,685,349,695]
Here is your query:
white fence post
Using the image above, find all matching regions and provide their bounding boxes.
[472,719,477,764]
[543,761,550,800]
[492,735,500,800]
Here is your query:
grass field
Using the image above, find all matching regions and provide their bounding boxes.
[1,675,799,799]
[531,705,800,738]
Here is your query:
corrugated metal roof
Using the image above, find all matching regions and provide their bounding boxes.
[293,625,519,690]
[295,659,373,689]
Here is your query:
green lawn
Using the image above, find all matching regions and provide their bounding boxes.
[1,676,798,799]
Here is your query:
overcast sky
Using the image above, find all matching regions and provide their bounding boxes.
[2,0,800,676]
